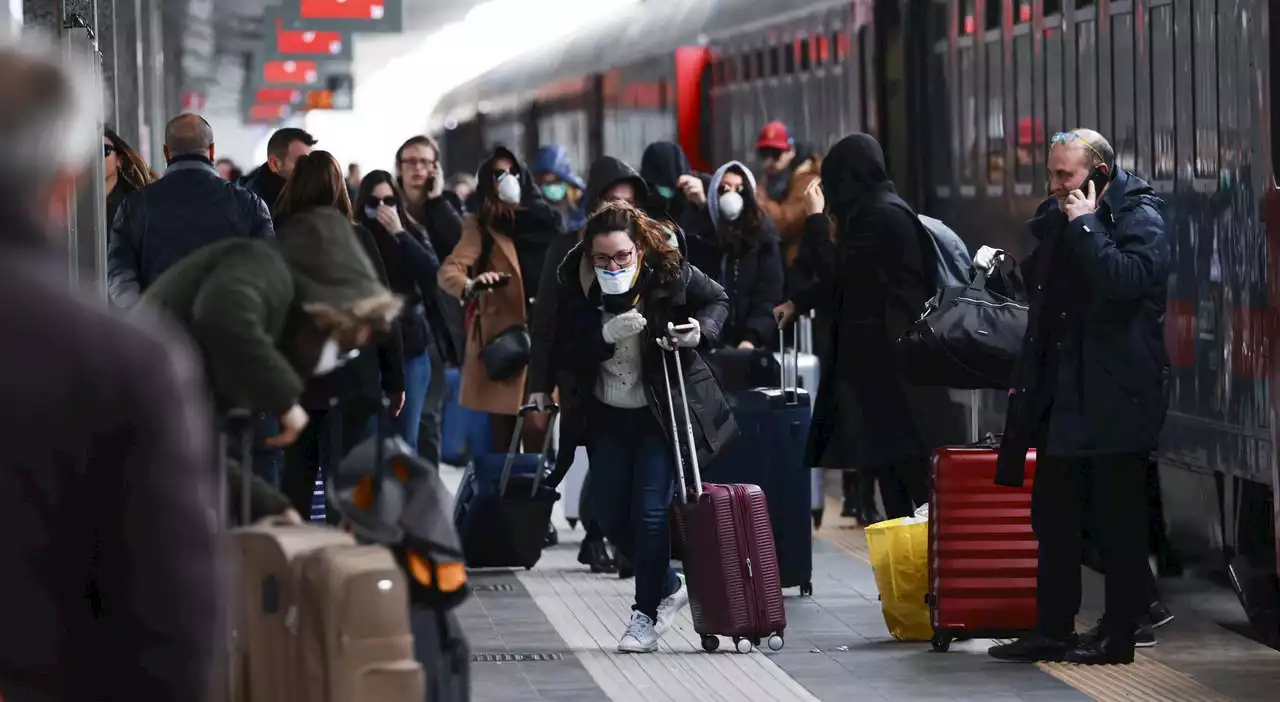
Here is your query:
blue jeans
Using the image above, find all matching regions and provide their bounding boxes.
[398,352,432,450]
[587,404,680,621]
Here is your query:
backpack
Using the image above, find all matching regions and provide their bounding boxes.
[916,214,973,296]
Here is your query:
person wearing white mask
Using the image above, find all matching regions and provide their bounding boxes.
[439,147,563,461]
[685,161,785,350]
[530,200,734,653]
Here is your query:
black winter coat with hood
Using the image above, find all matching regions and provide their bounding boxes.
[792,134,959,469]
[543,239,736,484]
[993,169,1171,486]
[640,141,713,241]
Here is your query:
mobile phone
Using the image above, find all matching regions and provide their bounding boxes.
[1084,164,1109,196]
[670,322,698,334]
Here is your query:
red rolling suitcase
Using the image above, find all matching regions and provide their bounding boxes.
[662,345,787,654]
[927,442,1038,652]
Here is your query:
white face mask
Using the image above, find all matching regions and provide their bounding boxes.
[312,338,359,377]
[496,173,522,205]
[595,265,638,296]
[718,190,744,221]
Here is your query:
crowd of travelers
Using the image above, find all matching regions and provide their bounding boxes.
[0,33,1176,700]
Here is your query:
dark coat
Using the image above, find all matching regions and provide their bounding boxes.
[241,163,287,213]
[530,156,650,398]
[995,169,1171,486]
[0,241,220,701]
[640,141,713,243]
[108,156,274,309]
[362,215,444,360]
[411,195,466,365]
[687,161,785,348]
[791,134,949,469]
[544,241,736,483]
[297,222,406,411]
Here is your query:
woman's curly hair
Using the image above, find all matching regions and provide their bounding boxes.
[582,200,681,280]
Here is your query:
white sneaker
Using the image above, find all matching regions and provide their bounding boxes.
[654,573,689,636]
[617,611,659,653]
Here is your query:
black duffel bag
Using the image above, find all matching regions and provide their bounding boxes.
[897,257,1028,389]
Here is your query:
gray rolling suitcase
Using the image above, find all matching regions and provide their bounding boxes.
[775,314,826,527]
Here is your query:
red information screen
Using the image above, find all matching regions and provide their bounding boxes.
[250,104,289,122]
[300,0,386,20]
[256,88,303,105]
[263,60,319,85]
[276,19,344,55]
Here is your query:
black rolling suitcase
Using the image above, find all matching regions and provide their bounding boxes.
[704,328,814,595]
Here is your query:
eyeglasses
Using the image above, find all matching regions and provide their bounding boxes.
[1049,131,1105,164]
[590,249,636,269]
[399,157,437,171]
[492,168,519,181]
[757,147,783,162]
[103,144,116,158]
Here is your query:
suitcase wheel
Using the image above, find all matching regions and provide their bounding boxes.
[767,634,784,652]
[800,582,813,597]
[701,635,720,652]
[733,637,753,654]
[931,631,953,652]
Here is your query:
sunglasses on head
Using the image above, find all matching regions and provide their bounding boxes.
[1049,131,1105,163]
[103,144,116,158]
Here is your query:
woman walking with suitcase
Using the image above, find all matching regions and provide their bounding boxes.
[532,201,735,652]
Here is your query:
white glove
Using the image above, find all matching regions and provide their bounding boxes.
[527,392,553,412]
[602,309,647,344]
[973,245,1004,273]
[657,318,701,350]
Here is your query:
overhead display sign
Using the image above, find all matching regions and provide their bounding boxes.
[254,87,305,106]
[246,103,292,125]
[261,59,321,86]
[281,0,404,33]
[263,7,352,61]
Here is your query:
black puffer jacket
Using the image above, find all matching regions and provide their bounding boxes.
[242,164,287,214]
[362,216,444,360]
[994,169,1171,486]
[640,141,712,241]
[545,239,736,484]
[108,156,274,309]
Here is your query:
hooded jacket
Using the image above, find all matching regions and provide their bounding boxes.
[533,144,588,232]
[686,161,785,348]
[640,141,712,241]
[759,139,822,272]
[473,146,562,301]
[994,168,1171,486]
[140,207,399,418]
[791,133,952,470]
[530,156,650,397]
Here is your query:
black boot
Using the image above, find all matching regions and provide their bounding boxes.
[616,550,635,579]
[988,633,1077,662]
[858,470,883,525]
[1063,628,1136,665]
[544,520,558,547]
[577,538,616,573]
[840,471,859,518]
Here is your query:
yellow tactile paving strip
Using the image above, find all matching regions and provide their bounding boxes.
[814,490,1233,701]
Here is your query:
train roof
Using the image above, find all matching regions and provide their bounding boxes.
[429,0,851,126]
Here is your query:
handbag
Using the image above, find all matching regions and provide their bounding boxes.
[474,310,531,382]
[897,255,1029,390]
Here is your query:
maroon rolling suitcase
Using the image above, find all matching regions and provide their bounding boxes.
[662,344,787,654]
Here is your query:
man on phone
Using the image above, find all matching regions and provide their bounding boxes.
[979,129,1171,665]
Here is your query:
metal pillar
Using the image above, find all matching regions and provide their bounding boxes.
[139,0,164,170]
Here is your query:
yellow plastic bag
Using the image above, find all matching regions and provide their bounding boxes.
[864,516,932,641]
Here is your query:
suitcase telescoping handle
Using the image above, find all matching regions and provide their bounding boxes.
[221,408,256,528]
[660,345,704,504]
[498,402,561,499]
[777,323,802,405]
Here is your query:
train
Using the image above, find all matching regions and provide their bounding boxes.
[429,0,1280,643]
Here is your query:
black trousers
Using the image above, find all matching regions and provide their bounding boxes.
[1033,453,1150,638]
[417,342,447,465]
[282,400,378,523]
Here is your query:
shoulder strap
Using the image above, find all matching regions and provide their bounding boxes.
[470,228,495,277]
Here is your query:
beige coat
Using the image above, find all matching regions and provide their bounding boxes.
[438,215,530,415]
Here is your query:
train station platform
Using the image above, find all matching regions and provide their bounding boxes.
[439,467,1280,701]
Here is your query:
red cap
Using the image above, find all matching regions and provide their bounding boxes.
[756,121,791,151]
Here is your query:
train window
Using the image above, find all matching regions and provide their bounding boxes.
[770,45,782,77]
[1075,20,1098,130]
[1044,0,1062,15]
[958,44,977,184]
[1150,4,1175,180]
[961,0,975,34]
[930,46,955,194]
[1014,31,1033,184]
[799,37,812,73]
[1192,0,1219,176]
[830,31,842,64]
[1112,13,1136,172]
[785,40,797,75]
[1016,1,1031,24]
[985,0,1002,31]
[1217,0,1240,172]
[1044,23,1064,145]
[987,38,1006,185]
[755,49,765,80]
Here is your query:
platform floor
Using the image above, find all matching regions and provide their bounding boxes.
[438,466,1280,701]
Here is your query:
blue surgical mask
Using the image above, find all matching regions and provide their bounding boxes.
[363,206,379,220]
[541,182,568,202]
[655,185,675,199]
